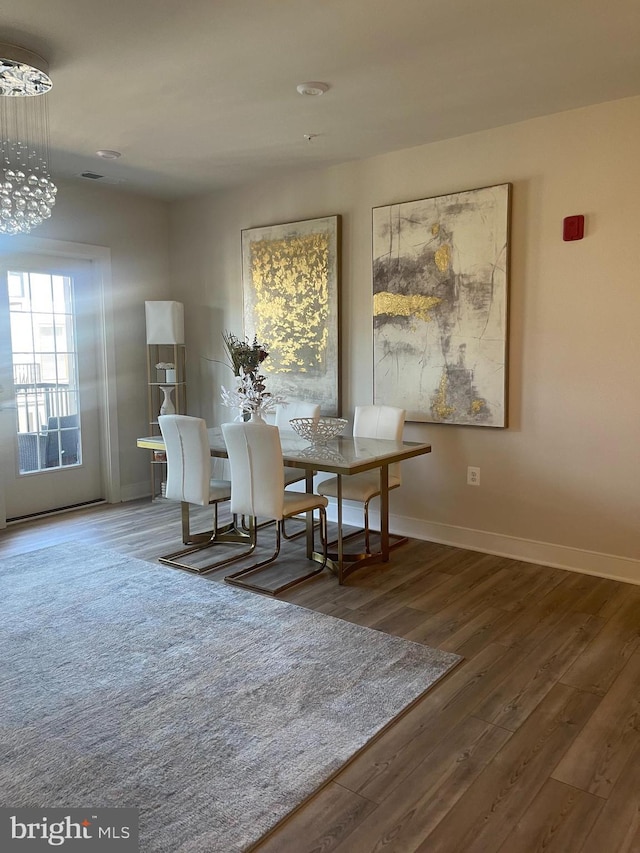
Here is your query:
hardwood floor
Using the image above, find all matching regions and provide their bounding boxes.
[2,499,639,852]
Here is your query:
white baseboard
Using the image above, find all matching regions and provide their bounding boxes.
[329,503,640,587]
[115,488,639,587]
[120,482,151,503]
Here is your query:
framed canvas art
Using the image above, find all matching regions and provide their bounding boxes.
[372,183,511,427]
[241,215,341,415]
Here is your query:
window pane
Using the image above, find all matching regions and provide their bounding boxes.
[8,270,83,474]
[29,273,54,313]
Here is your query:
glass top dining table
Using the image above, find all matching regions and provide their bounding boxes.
[137,427,432,583]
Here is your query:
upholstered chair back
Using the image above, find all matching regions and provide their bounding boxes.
[222,422,285,520]
[158,415,211,506]
[353,405,406,482]
[274,402,321,432]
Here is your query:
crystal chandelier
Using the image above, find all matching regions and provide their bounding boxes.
[0,44,57,235]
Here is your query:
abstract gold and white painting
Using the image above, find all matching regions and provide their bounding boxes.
[242,215,341,415]
[373,184,511,427]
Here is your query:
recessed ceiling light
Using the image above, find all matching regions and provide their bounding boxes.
[96,149,121,159]
[296,81,329,97]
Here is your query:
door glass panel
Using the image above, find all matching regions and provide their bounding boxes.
[8,268,82,474]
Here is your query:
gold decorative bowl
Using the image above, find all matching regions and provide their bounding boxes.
[289,416,348,445]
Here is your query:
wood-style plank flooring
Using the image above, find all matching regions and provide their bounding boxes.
[2,499,639,852]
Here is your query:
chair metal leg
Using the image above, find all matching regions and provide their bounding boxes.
[281,509,321,541]
[364,499,371,553]
[240,514,276,533]
[224,508,328,595]
[241,512,316,539]
[325,488,407,559]
[159,504,254,574]
[181,502,240,545]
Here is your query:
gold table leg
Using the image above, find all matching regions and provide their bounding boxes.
[311,463,406,583]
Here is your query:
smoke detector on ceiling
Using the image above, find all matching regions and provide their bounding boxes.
[296,81,329,96]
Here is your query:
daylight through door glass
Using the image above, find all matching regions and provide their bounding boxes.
[8,269,82,474]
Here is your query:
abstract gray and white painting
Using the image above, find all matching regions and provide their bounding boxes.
[373,183,511,427]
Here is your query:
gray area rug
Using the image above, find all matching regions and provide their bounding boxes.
[0,543,461,852]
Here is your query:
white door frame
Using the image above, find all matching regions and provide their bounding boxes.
[0,235,121,528]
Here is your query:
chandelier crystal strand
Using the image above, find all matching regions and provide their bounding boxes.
[0,48,57,236]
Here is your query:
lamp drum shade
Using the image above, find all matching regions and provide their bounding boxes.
[145,301,185,344]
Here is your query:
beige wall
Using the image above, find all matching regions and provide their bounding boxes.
[3,180,171,500]
[170,96,640,581]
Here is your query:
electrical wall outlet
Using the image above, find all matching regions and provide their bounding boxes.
[467,466,480,486]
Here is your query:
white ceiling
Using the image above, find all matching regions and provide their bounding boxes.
[5,0,640,200]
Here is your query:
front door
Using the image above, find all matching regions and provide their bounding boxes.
[0,255,103,519]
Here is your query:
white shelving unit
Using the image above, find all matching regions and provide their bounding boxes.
[146,343,186,499]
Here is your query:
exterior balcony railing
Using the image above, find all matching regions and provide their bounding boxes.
[12,365,79,473]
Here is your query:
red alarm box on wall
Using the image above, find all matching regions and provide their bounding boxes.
[563,215,584,241]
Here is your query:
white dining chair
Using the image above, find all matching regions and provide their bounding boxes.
[274,401,322,538]
[157,415,247,573]
[221,421,328,595]
[317,405,406,553]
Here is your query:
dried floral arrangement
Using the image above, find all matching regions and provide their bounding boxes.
[222,332,269,376]
[220,331,285,420]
